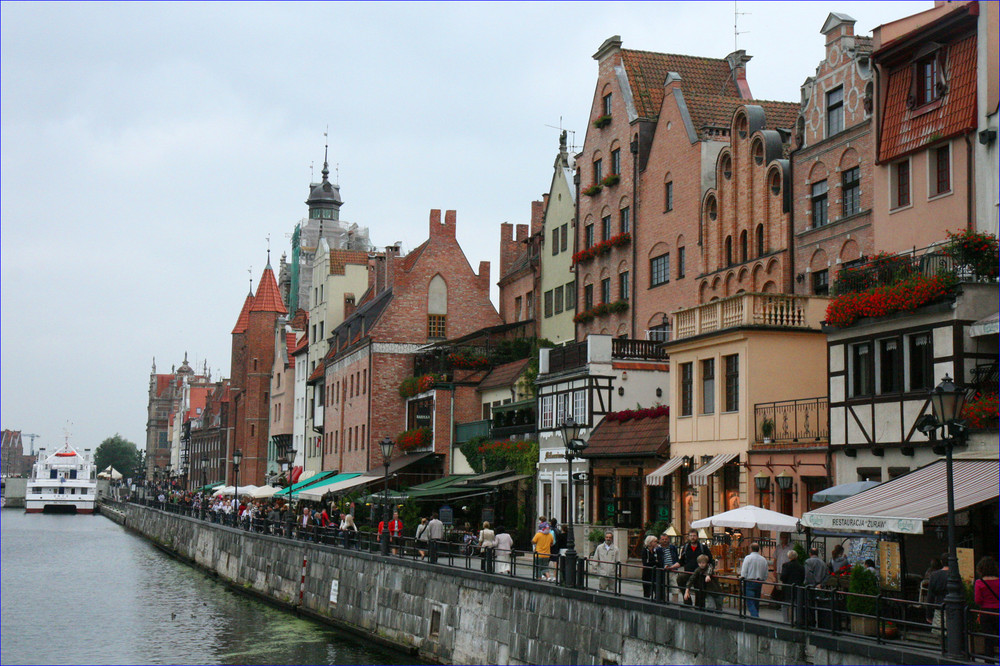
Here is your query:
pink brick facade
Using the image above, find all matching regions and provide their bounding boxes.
[698,103,798,300]
[791,14,875,296]
[497,199,545,334]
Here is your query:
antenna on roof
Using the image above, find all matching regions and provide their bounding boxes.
[266,234,271,266]
[734,0,749,52]
[248,265,253,293]
[544,117,578,153]
[321,126,330,182]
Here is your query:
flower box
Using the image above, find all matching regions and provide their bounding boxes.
[593,114,612,129]
[571,232,632,265]
[397,427,432,452]
[602,173,620,187]
[582,183,603,197]
[573,300,629,323]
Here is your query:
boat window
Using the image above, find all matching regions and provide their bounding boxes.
[50,470,57,479]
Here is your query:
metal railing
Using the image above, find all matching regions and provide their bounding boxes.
[611,338,669,361]
[454,419,491,444]
[753,397,829,445]
[111,498,997,661]
[832,243,998,296]
[548,341,588,374]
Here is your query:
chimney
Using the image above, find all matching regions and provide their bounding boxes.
[344,294,357,319]
[384,243,402,290]
[478,261,491,294]
[531,198,547,235]
[499,222,517,277]
[725,50,753,99]
[593,35,622,63]
[515,223,529,243]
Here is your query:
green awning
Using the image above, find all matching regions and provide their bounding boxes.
[274,470,339,497]
[292,472,361,496]
[360,475,485,503]
[196,481,223,493]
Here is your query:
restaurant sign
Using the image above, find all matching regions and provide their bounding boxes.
[801,513,923,534]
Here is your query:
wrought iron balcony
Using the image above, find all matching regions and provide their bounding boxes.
[611,338,670,361]
[673,292,827,341]
[832,242,998,296]
[545,336,669,375]
[753,397,828,447]
[547,341,588,374]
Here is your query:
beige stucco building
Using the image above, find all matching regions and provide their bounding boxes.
[539,132,577,345]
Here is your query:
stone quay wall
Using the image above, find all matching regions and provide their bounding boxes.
[109,502,961,665]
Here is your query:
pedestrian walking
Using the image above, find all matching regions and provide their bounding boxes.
[592,531,619,591]
[478,521,496,572]
[739,542,769,618]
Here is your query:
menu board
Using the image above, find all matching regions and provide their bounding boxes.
[879,540,901,591]
[957,547,975,583]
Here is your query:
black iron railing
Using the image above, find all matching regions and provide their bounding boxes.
[611,338,670,361]
[548,341,588,373]
[108,498,995,659]
[832,243,997,296]
[754,397,828,444]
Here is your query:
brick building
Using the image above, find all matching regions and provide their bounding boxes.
[189,380,231,489]
[791,13,875,297]
[698,101,799,300]
[145,355,209,477]
[322,209,502,476]
[575,36,752,339]
[228,261,287,486]
[1,430,33,478]
[497,199,546,335]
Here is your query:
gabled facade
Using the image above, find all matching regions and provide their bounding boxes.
[266,325,297,482]
[698,102,798,300]
[228,262,287,486]
[189,379,230,489]
[871,0,980,253]
[322,209,502,476]
[539,131,578,345]
[145,354,209,477]
[792,13,876,298]
[497,199,545,336]
[574,36,752,339]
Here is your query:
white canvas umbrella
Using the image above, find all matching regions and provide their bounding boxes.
[250,485,280,499]
[690,505,799,533]
[212,485,235,496]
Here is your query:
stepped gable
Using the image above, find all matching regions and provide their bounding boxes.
[621,49,741,120]
[231,291,255,334]
[250,265,287,315]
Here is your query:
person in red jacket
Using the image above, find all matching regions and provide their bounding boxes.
[378,511,404,554]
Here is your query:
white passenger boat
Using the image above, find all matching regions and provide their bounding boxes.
[25,443,96,514]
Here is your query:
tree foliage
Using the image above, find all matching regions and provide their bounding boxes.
[94,434,142,478]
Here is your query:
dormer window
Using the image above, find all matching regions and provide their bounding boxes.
[908,43,947,110]
[915,55,939,106]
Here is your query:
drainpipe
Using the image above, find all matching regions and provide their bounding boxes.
[449,384,456,475]
[630,132,640,338]
[965,134,974,230]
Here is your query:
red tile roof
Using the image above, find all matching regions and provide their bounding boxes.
[291,331,308,356]
[155,374,174,397]
[250,265,287,314]
[621,49,742,120]
[285,332,297,360]
[581,413,669,458]
[398,241,428,273]
[231,291,254,335]
[477,358,530,391]
[330,250,370,276]
[186,386,209,420]
[679,94,798,134]
[289,308,309,331]
[878,33,977,162]
[307,363,325,384]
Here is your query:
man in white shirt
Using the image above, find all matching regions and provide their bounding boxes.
[740,542,770,618]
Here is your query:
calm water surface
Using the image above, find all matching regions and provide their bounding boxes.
[1,510,420,665]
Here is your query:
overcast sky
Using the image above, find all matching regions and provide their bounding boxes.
[1,1,929,455]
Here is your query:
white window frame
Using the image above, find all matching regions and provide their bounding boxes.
[540,394,554,429]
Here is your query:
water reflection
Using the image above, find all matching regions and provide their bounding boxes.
[1,511,418,665]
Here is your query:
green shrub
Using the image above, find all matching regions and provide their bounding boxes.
[846,564,879,616]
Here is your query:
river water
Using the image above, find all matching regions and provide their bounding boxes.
[0,510,419,665]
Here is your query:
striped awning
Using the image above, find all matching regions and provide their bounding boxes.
[645,457,685,485]
[801,457,999,534]
[688,453,739,486]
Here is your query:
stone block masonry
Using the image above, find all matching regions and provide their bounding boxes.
[111,502,961,666]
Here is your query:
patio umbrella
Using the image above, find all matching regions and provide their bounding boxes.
[811,480,880,504]
[690,505,799,533]
[212,485,234,496]
[250,485,280,499]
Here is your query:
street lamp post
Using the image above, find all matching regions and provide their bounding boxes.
[560,417,588,587]
[200,456,208,520]
[379,437,395,556]
[232,449,242,527]
[920,374,968,658]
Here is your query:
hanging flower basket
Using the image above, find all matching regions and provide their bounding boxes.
[397,427,432,452]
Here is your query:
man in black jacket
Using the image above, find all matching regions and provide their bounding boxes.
[780,549,806,623]
[678,530,714,605]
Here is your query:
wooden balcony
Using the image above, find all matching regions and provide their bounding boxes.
[673,292,827,341]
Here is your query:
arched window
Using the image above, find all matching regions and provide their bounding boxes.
[725,236,733,266]
[428,275,447,338]
[721,154,732,180]
[740,231,748,263]
[756,224,765,256]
